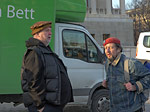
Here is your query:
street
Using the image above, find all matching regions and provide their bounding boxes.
[0,103,90,112]
[0,102,150,112]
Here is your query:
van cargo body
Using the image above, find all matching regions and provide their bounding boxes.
[0,0,86,94]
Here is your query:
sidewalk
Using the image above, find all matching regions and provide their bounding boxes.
[0,102,149,112]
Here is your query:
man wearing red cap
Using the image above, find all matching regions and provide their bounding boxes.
[102,37,150,112]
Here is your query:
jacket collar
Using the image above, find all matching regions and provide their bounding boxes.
[38,45,53,54]
[108,53,121,66]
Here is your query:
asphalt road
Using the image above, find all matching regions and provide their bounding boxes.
[0,103,90,112]
[0,102,149,112]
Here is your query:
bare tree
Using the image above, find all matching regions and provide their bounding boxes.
[126,0,150,45]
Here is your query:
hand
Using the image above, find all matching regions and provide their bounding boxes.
[38,107,44,112]
[124,82,136,91]
[102,80,107,88]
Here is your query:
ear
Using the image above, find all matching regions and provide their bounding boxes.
[33,33,40,39]
[117,47,121,53]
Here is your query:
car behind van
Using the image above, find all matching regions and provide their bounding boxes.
[136,32,150,61]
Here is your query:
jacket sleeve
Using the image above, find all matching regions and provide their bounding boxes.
[24,50,45,109]
[129,59,150,93]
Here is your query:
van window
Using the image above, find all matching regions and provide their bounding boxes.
[143,36,150,48]
[63,30,87,61]
[86,36,98,62]
[62,29,103,63]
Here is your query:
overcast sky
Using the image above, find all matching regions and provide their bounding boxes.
[112,0,132,8]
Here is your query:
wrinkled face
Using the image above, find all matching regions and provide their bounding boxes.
[104,43,121,62]
[37,27,52,46]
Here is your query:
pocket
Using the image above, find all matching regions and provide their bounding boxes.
[116,76,126,90]
[22,92,33,107]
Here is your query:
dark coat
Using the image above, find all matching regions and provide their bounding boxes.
[21,38,73,109]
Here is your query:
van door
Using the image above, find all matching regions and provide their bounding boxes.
[55,23,105,103]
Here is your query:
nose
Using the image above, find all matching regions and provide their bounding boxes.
[105,48,110,53]
[48,28,52,35]
[49,31,52,35]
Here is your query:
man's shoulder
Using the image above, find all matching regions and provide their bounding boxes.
[122,55,138,64]
[23,46,42,60]
[26,46,40,54]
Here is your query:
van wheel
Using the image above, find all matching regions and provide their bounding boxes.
[91,89,110,112]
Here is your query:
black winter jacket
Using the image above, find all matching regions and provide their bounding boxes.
[21,38,73,109]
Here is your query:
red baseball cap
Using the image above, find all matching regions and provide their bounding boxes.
[103,37,120,46]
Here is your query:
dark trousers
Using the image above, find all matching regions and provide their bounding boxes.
[28,103,64,112]
[135,108,143,112]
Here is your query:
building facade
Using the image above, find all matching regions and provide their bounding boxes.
[81,0,134,46]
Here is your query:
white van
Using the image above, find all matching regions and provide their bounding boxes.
[136,32,150,61]
[55,23,109,111]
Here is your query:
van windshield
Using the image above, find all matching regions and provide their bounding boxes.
[143,36,150,48]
